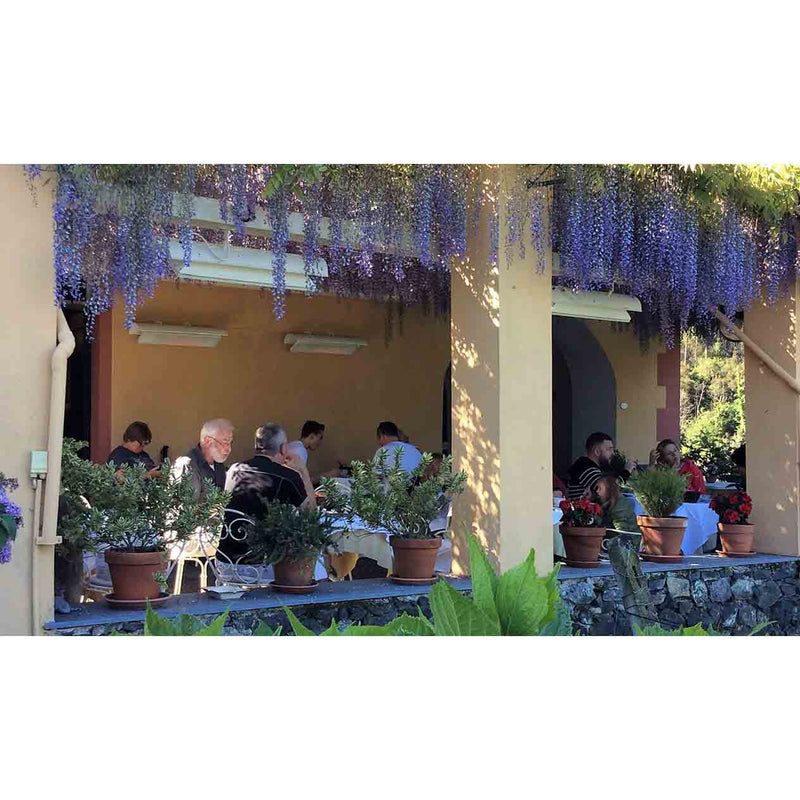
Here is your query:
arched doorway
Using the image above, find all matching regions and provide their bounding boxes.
[552,317,617,477]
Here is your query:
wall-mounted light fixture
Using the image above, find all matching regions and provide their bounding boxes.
[552,287,642,323]
[284,334,367,355]
[130,322,228,348]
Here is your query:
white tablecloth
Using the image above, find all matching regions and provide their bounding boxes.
[632,500,719,555]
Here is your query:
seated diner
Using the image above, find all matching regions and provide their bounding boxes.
[648,438,706,493]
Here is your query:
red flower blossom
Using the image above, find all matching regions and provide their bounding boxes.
[723,510,741,524]
[740,503,752,516]
[559,500,571,512]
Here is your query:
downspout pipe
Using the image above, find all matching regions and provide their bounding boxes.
[32,308,75,635]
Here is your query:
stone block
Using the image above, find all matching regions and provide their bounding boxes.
[691,580,709,607]
[602,585,623,604]
[560,581,596,607]
[781,582,798,597]
[677,600,695,619]
[657,609,685,630]
[589,617,615,636]
[755,580,782,610]
[736,603,758,630]
[731,577,755,599]
[709,578,732,603]
[650,591,667,606]
[720,602,738,629]
[648,576,667,591]
[773,562,799,580]
[666,574,691,600]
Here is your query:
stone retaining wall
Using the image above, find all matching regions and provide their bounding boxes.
[53,594,434,636]
[50,560,800,636]
[560,560,800,635]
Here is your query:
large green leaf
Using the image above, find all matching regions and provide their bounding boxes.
[144,603,179,635]
[253,620,282,636]
[466,531,500,628]
[283,607,316,636]
[195,610,229,636]
[381,612,435,636]
[494,550,549,635]
[429,580,501,636]
[179,614,204,635]
[539,600,573,636]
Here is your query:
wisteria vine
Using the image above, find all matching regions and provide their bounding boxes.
[22,164,800,344]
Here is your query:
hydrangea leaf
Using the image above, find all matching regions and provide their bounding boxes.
[429,579,501,636]
[494,550,550,635]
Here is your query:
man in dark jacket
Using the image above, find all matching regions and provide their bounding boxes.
[171,418,234,499]
[566,431,616,501]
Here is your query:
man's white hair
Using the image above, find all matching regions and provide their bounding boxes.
[200,418,234,440]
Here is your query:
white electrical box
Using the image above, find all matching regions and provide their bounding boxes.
[31,450,48,477]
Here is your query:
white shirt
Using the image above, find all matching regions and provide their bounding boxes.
[286,440,308,465]
[374,441,423,474]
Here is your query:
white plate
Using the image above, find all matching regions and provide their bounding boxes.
[204,586,247,600]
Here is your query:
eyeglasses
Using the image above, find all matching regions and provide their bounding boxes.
[209,436,233,449]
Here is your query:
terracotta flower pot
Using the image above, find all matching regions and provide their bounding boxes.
[718,523,755,554]
[390,536,441,579]
[105,550,166,601]
[273,555,317,587]
[560,525,604,566]
[637,516,687,557]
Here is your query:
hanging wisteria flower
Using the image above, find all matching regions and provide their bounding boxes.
[0,472,23,565]
[20,163,800,345]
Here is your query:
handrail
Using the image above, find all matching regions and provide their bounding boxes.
[714,308,800,396]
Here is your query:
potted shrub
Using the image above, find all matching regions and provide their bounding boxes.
[626,467,688,561]
[86,460,229,605]
[710,490,754,555]
[56,438,112,604]
[0,472,23,565]
[241,500,339,593]
[558,498,605,567]
[321,449,467,583]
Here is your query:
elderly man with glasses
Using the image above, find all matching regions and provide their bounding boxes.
[171,418,235,500]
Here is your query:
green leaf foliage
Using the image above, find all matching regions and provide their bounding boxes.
[626,466,688,518]
[253,620,282,636]
[466,531,500,628]
[320,448,466,539]
[494,549,551,635]
[429,579,502,636]
[283,607,316,636]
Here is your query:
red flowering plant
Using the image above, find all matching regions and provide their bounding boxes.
[710,491,753,525]
[559,498,604,528]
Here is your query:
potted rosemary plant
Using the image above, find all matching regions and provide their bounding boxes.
[86,460,229,605]
[242,500,339,593]
[626,467,688,561]
[710,490,755,555]
[321,449,466,583]
[558,498,605,567]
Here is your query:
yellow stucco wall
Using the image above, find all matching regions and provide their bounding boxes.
[107,282,450,475]
[586,321,666,463]
[0,165,57,635]
[744,290,800,555]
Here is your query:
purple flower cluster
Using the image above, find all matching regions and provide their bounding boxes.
[22,164,800,343]
[552,165,800,343]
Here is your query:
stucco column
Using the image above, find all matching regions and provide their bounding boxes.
[451,167,553,575]
[744,286,800,556]
[0,166,58,634]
